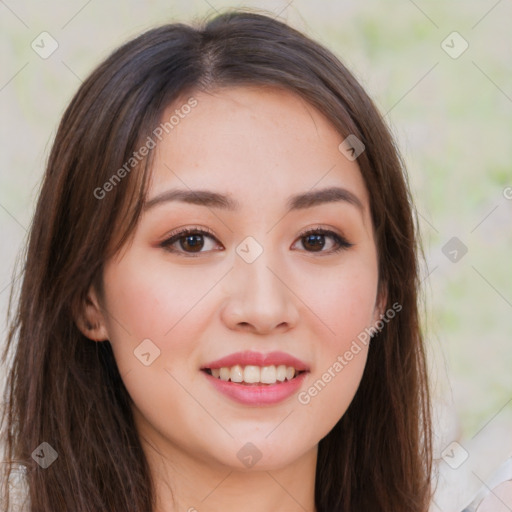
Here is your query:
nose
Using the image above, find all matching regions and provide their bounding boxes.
[220,249,300,335]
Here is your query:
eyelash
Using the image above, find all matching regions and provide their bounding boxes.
[159,225,353,257]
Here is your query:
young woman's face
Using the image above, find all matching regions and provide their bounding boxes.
[94,86,383,471]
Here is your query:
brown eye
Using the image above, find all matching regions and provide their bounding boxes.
[294,228,353,254]
[180,234,205,252]
[160,228,221,256]
[302,233,326,252]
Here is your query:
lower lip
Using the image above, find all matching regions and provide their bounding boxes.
[203,371,308,406]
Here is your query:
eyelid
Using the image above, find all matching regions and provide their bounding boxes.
[295,224,349,240]
[163,225,218,241]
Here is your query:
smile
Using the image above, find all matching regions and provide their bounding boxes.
[201,351,310,405]
[203,365,306,385]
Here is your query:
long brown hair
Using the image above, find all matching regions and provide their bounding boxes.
[1,11,432,511]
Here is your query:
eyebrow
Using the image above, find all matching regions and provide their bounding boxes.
[144,186,364,214]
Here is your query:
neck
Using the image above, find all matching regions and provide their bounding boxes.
[140,431,318,512]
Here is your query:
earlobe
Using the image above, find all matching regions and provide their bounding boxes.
[74,287,110,342]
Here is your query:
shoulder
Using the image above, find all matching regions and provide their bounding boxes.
[463,458,512,512]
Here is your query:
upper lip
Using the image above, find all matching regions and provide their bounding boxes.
[202,351,310,371]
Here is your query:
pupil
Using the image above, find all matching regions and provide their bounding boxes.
[182,234,204,252]
[304,234,324,251]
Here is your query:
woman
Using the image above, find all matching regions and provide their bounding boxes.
[1,11,432,512]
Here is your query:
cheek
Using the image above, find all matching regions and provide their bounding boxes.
[101,252,225,359]
[294,255,379,348]
[290,255,377,434]
[297,344,369,447]
[99,257,215,446]
[295,281,372,443]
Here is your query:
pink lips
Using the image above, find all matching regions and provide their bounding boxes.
[202,350,310,371]
[201,350,310,406]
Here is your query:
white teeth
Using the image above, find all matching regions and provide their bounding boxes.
[208,364,299,384]
[260,365,276,384]
[230,365,244,383]
[276,365,287,382]
[243,365,260,383]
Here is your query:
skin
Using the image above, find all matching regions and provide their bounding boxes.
[80,86,385,512]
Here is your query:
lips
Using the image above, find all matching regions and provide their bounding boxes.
[202,350,310,371]
[201,351,310,405]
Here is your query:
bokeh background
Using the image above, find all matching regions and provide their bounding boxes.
[1,1,511,510]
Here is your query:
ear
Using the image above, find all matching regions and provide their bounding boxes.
[74,286,110,342]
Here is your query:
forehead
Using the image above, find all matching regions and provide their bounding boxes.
[148,86,370,218]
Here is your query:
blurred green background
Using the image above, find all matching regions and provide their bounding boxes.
[1,1,511,508]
